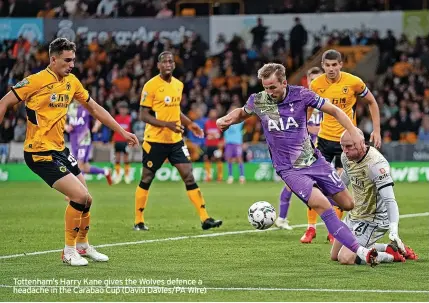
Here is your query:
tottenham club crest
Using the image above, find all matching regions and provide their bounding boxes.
[164,96,171,104]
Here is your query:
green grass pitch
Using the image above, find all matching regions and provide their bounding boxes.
[0,181,428,302]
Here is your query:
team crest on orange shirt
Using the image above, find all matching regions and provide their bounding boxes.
[164,96,171,104]
[147,161,153,168]
[342,86,349,94]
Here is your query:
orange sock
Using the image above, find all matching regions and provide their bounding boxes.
[65,202,84,247]
[77,209,90,245]
[204,161,211,181]
[216,161,223,181]
[186,184,209,222]
[335,206,344,220]
[135,181,150,224]
[115,163,121,175]
[125,162,130,176]
[307,208,318,227]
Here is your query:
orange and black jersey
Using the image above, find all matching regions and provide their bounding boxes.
[11,67,90,152]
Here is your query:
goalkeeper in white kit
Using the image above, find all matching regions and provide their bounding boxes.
[331,127,418,265]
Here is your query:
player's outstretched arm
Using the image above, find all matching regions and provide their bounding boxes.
[140,106,184,134]
[361,91,381,148]
[216,108,251,132]
[320,102,365,153]
[84,98,139,146]
[0,91,20,124]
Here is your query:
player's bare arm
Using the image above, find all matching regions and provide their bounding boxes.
[0,91,20,124]
[83,98,139,146]
[320,101,365,153]
[216,108,251,132]
[181,112,204,138]
[361,90,382,148]
[140,106,184,134]
[91,119,103,133]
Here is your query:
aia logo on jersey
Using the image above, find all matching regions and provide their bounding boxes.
[342,86,349,94]
[69,116,85,126]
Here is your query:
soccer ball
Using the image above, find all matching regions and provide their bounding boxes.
[248,201,276,230]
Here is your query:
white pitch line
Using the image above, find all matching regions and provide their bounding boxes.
[0,212,428,260]
[0,285,427,294]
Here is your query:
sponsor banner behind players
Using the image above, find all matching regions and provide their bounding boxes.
[403,10,429,42]
[0,18,44,42]
[1,162,428,183]
[209,11,403,55]
[44,17,210,46]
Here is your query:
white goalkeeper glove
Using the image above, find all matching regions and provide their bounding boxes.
[388,222,405,253]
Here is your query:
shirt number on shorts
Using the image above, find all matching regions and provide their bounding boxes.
[68,154,78,167]
[78,149,86,159]
[328,171,342,186]
[353,222,369,236]
[182,146,190,157]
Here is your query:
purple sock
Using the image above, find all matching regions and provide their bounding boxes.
[89,166,105,175]
[320,208,360,253]
[279,187,292,219]
[228,162,233,177]
[239,163,244,176]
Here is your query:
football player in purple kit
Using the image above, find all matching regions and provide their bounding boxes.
[217,63,379,266]
[66,100,112,185]
[275,67,323,230]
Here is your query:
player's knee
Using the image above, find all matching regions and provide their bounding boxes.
[141,168,155,184]
[342,196,355,211]
[337,252,355,265]
[71,189,91,205]
[330,252,339,261]
[182,169,195,185]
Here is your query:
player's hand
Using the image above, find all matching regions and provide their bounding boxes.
[188,122,204,138]
[370,131,382,149]
[164,121,185,134]
[350,129,366,154]
[65,125,73,133]
[121,131,139,147]
[216,117,232,132]
[389,232,406,253]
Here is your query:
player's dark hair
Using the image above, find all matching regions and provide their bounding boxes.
[307,67,323,77]
[322,49,342,62]
[158,51,173,62]
[257,63,286,83]
[49,38,76,57]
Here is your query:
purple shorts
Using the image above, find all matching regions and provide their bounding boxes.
[278,156,345,203]
[71,145,92,163]
[224,143,242,159]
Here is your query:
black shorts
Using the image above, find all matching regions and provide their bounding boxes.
[24,147,81,187]
[142,140,191,172]
[317,137,343,169]
[204,146,218,159]
[114,142,129,154]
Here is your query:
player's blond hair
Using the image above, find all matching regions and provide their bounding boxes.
[257,63,286,83]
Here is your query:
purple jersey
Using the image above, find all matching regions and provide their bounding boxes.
[67,102,92,147]
[308,108,322,126]
[244,86,326,171]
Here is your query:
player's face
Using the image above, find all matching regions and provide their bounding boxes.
[52,50,75,78]
[322,59,342,80]
[307,72,322,87]
[341,139,361,160]
[158,54,175,77]
[262,74,287,102]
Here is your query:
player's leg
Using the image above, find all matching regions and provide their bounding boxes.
[275,185,293,230]
[123,147,131,184]
[113,142,123,184]
[170,141,222,230]
[224,144,234,184]
[77,146,112,185]
[279,167,378,266]
[134,142,166,231]
[236,144,245,184]
[214,148,223,182]
[203,147,212,182]
[71,173,109,262]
